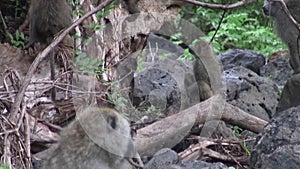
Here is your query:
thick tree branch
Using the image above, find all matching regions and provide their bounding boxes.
[182,0,257,10]
[135,95,267,156]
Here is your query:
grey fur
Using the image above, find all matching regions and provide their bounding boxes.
[27,0,72,47]
[42,107,134,169]
[263,0,300,73]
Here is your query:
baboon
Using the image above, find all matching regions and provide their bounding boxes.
[42,107,135,169]
[27,0,73,99]
[27,0,72,47]
[193,58,213,101]
[263,0,300,74]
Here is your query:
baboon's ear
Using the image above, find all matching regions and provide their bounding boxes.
[107,115,117,129]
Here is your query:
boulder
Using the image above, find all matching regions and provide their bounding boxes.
[276,73,300,113]
[144,148,229,169]
[219,49,266,74]
[250,105,300,169]
[224,66,280,121]
[260,57,293,87]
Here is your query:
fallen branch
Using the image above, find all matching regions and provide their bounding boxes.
[179,136,251,166]
[182,0,257,10]
[135,95,267,156]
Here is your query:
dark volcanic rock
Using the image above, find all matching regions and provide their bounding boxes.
[260,57,293,87]
[131,58,200,120]
[250,105,300,169]
[276,73,300,114]
[224,66,280,121]
[144,148,180,169]
[219,49,266,74]
[181,160,228,169]
[144,148,228,169]
[146,33,184,60]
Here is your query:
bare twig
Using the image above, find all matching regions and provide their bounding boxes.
[3,134,12,168]
[221,146,244,168]
[38,120,63,131]
[179,136,249,165]
[24,113,31,159]
[0,10,11,40]
[0,103,27,136]
[209,10,227,44]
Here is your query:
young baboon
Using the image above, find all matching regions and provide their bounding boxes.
[193,55,214,101]
[42,107,135,169]
[263,0,300,74]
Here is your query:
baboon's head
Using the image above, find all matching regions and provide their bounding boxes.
[76,107,135,158]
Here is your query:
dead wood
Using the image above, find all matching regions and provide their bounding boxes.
[135,95,267,156]
[182,0,256,10]
[179,136,251,166]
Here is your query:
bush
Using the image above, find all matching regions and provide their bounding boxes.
[181,1,287,57]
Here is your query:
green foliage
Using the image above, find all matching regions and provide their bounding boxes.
[68,0,81,6]
[144,105,163,116]
[168,33,194,61]
[107,90,128,111]
[181,0,287,57]
[8,30,26,48]
[10,0,20,6]
[243,140,251,156]
[0,164,10,169]
[82,22,104,32]
[170,33,184,45]
[72,2,111,79]
[97,2,116,19]
[231,126,252,156]
[232,125,242,138]
[73,9,84,17]
[206,13,286,56]
[10,0,27,18]
[178,48,194,61]
[75,50,106,78]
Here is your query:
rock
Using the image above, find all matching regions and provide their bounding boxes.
[131,58,200,119]
[267,50,289,63]
[181,160,228,169]
[200,120,235,138]
[260,57,293,87]
[144,148,229,169]
[219,49,266,74]
[276,73,300,114]
[32,159,44,169]
[224,66,280,121]
[250,105,300,169]
[144,148,180,169]
[132,66,181,114]
[146,33,184,60]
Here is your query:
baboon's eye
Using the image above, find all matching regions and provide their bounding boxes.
[107,116,117,129]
